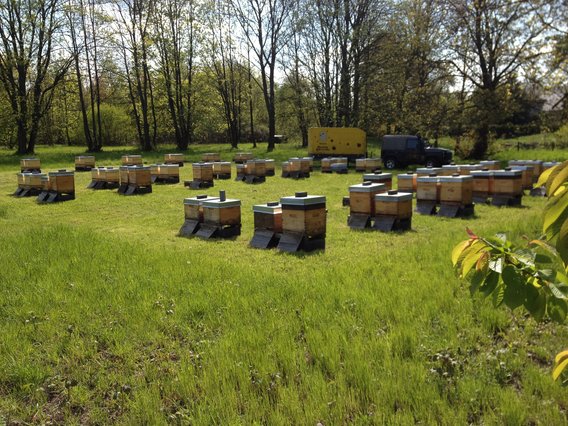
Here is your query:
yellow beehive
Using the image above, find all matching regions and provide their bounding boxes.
[280,192,326,237]
[349,182,387,216]
[202,153,221,162]
[128,166,152,186]
[439,175,473,205]
[122,155,143,166]
[375,190,413,219]
[165,153,185,164]
[48,170,75,193]
[416,176,440,202]
[192,163,214,181]
[493,169,523,196]
[397,172,416,192]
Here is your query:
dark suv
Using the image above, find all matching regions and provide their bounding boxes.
[381,135,452,169]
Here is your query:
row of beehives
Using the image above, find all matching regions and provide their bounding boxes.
[14,170,75,203]
[180,191,327,252]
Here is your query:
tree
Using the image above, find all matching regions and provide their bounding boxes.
[0,0,72,154]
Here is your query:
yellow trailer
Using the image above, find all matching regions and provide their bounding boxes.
[308,127,367,158]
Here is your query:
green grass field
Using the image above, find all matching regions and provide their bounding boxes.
[1,143,567,424]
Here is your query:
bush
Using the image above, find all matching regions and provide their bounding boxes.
[71,104,136,146]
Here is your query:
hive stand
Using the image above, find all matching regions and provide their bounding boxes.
[492,195,522,207]
[373,190,413,232]
[195,191,241,239]
[438,203,475,217]
[14,186,42,197]
[277,232,326,252]
[250,202,282,249]
[184,179,213,189]
[330,163,348,174]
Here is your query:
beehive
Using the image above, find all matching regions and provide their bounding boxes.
[299,158,311,174]
[48,170,75,193]
[119,166,129,185]
[213,161,232,176]
[440,165,460,176]
[160,164,180,179]
[416,167,442,176]
[20,158,41,172]
[281,161,290,176]
[236,163,246,177]
[439,175,473,205]
[165,153,184,165]
[75,155,95,170]
[321,158,332,172]
[355,158,366,172]
[493,169,523,196]
[192,162,214,182]
[471,170,494,197]
[202,196,241,226]
[253,202,283,233]
[280,192,326,237]
[375,190,413,219]
[17,173,25,188]
[265,159,275,176]
[480,160,500,170]
[20,172,45,189]
[519,160,543,180]
[365,158,381,172]
[200,153,219,162]
[150,164,161,177]
[105,167,119,183]
[416,175,440,202]
[330,163,348,173]
[41,174,51,191]
[543,161,559,171]
[233,152,253,163]
[122,155,143,166]
[397,172,416,192]
[91,167,105,182]
[510,165,534,189]
[335,157,348,165]
[288,158,302,173]
[128,166,152,186]
[349,182,387,216]
[363,171,393,190]
[302,157,314,171]
[457,164,481,175]
[246,159,266,177]
[184,194,219,221]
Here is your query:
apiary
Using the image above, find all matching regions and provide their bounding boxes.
[202,153,220,162]
[243,159,267,183]
[265,159,275,176]
[37,170,75,203]
[348,182,387,229]
[492,168,523,206]
[416,175,439,214]
[440,164,460,176]
[14,172,46,197]
[250,201,283,249]
[213,161,232,179]
[480,160,500,170]
[121,155,143,166]
[456,164,481,175]
[470,170,493,203]
[164,153,185,166]
[151,163,180,184]
[233,152,253,163]
[20,158,41,173]
[416,167,441,176]
[438,174,474,217]
[195,191,241,239]
[510,165,534,190]
[281,161,291,178]
[374,190,413,231]
[75,155,95,171]
[185,162,214,189]
[397,172,416,193]
[278,192,326,252]
[179,194,219,236]
[363,171,392,190]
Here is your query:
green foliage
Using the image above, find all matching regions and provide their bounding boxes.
[71,104,136,147]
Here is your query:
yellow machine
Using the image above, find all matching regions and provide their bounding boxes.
[307,127,367,158]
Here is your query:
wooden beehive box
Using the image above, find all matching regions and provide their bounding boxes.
[202,153,220,162]
[280,192,326,237]
[17,173,26,187]
[416,176,440,202]
[48,170,75,193]
[253,202,283,233]
[363,171,393,190]
[299,158,311,173]
[233,152,253,163]
[128,166,152,186]
[236,163,246,177]
[28,173,44,189]
[526,160,543,178]
[75,156,95,168]
[349,182,387,216]
[288,158,302,172]
[105,167,119,183]
[543,161,559,171]
[202,197,241,226]
[41,174,51,191]
[355,158,366,172]
[193,162,214,181]
[511,165,534,189]
[184,194,219,221]
[162,164,179,178]
[335,157,348,165]
[21,158,41,171]
[321,158,332,172]
[165,153,184,164]
[440,165,460,176]
[439,175,473,205]
[302,157,314,171]
[471,170,494,196]
[213,161,232,175]
[122,155,143,166]
[365,158,381,172]
[247,160,266,176]
[119,166,129,185]
[150,164,161,177]
[91,167,104,182]
[265,159,275,173]
[416,167,442,176]
[480,160,500,170]
[493,169,523,196]
[457,164,482,175]
[281,161,290,174]
[375,190,413,219]
[397,172,416,192]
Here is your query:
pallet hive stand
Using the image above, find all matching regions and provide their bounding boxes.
[374,190,413,231]
[185,162,214,189]
[348,181,387,229]
[250,201,283,248]
[197,191,241,239]
[277,192,326,252]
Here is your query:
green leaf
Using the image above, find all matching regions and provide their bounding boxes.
[502,266,526,310]
[545,161,567,196]
[512,248,535,267]
[460,246,488,278]
[548,296,568,323]
[548,161,568,196]
[543,190,568,237]
[492,283,505,307]
[524,284,546,321]
[452,239,472,266]
[549,283,568,300]
[534,254,553,264]
[489,257,503,273]
[557,217,568,264]
[480,271,499,297]
[535,166,554,189]
[469,270,485,295]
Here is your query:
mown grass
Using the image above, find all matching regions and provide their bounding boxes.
[0,143,567,424]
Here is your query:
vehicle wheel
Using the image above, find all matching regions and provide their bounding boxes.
[384,158,397,169]
[425,159,436,168]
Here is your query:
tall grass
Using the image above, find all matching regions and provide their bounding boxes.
[0,145,567,424]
